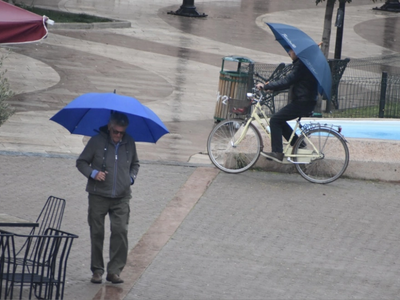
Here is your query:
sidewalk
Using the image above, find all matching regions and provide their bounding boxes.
[1,0,400,299]
[1,154,400,299]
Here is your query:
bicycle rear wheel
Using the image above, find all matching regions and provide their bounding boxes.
[207,119,262,173]
[292,128,349,184]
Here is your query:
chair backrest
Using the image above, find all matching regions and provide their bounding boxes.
[328,58,350,84]
[17,196,66,259]
[268,63,294,82]
[34,196,66,236]
[327,58,350,108]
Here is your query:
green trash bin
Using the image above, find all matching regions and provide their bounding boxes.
[214,56,254,122]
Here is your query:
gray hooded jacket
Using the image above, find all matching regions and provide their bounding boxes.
[76,127,140,198]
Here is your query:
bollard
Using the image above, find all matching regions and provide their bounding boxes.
[373,0,400,12]
[167,0,207,17]
[379,71,388,118]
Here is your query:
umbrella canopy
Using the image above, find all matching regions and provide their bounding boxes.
[0,1,49,44]
[266,23,332,100]
[50,93,169,143]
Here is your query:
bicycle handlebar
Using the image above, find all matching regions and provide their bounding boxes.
[254,72,269,82]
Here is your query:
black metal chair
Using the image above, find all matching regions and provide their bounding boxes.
[0,232,15,299]
[327,58,350,110]
[0,228,78,300]
[14,196,66,266]
[253,63,294,114]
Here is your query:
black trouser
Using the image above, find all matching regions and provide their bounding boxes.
[88,193,131,276]
[269,101,316,153]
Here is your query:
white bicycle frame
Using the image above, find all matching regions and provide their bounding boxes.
[227,93,324,165]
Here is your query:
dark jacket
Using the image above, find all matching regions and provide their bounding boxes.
[76,127,140,198]
[264,58,318,104]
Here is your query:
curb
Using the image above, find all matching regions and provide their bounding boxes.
[0,150,211,168]
[1,143,399,183]
[19,5,132,30]
[49,20,131,30]
[191,137,400,183]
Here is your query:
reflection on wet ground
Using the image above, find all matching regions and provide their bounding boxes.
[10,0,400,115]
[3,0,400,164]
[52,30,223,68]
[160,0,381,54]
[354,17,400,53]
[9,42,173,112]
[2,2,400,299]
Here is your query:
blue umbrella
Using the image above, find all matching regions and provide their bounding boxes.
[50,93,169,143]
[266,23,332,100]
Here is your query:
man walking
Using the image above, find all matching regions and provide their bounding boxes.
[76,112,140,284]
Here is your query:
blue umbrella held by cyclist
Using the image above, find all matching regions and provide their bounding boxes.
[256,23,332,163]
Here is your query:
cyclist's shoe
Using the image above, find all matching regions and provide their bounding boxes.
[299,141,307,149]
[263,152,284,162]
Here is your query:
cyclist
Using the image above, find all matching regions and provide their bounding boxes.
[256,48,318,162]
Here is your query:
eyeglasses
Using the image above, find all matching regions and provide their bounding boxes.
[111,129,125,136]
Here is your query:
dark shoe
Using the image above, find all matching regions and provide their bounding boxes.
[106,273,124,284]
[299,141,307,149]
[263,152,284,162]
[91,272,102,284]
[291,141,307,149]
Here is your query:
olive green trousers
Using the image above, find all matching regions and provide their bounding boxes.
[88,193,131,275]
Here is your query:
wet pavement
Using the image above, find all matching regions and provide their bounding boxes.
[1,0,400,164]
[1,0,400,299]
[2,155,400,300]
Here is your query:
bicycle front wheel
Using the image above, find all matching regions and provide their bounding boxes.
[207,119,262,173]
[292,128,349,184]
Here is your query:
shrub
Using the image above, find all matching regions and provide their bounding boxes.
[0,53,15,127]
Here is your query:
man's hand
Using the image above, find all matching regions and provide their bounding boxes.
[256,81,272,92]
[256,82,264,90]
[95,171,108,181]
[256,81,273,93]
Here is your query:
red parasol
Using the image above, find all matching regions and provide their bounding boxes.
[0,1,51,44]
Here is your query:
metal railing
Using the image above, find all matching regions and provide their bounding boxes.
[247,54,400,119]
[327,74,400,118]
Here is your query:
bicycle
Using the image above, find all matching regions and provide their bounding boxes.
[207,87,350,184]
